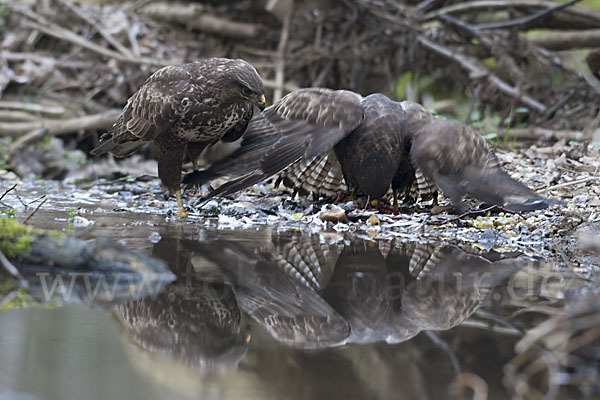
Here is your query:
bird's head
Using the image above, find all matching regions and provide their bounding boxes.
[215,58,266,110]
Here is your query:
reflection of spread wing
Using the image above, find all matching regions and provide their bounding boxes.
[381,240,442,278]
[183,239,350,349]
[264,231,343,292]
[182,88,364,199]
[402,256,521,331]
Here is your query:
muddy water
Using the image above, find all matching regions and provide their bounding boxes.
[0,183,594,400]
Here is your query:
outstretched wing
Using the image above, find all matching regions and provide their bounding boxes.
[91,65,195,157]
[183,238,350,349]
[410,119,556,211]
[183,88,364,198]
[276,151,348,197]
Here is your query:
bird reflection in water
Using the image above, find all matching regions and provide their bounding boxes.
[189,234,521,348]
[113,238,250,371]
[115,229,522,368]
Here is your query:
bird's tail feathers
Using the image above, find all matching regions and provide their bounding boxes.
[201,172,267,201]
[91,138,146,158]
[90,138,117,156]
[182,170,220,186]
[437,168,557,211]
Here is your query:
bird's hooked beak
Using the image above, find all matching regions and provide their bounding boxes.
[256,94,266,111]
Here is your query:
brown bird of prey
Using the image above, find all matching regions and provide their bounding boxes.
[183,88,556,212]
[91,58,266,216]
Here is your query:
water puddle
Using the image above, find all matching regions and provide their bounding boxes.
[0,182,597,399]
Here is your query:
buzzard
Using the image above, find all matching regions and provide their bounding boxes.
[91,58,265,216]
[188,233,520,348]
[183,88,555,212]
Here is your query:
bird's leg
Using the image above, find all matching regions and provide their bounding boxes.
[156,140,187,216]
[349,187,357,201]
[176,189,187,217]
[393,191,399,211]
[184,142,208,197]
[186,142,207,171]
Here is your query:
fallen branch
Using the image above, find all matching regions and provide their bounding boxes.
[3,51,96,69]
[12,5,176,67]
[424,0,600,28]
[8,128,48,157]
[537,176,600,193]
[55,0,135,58]
[0,110,120,137]
[0,101,65,116]
[273,3,293,102]
[476,0,581,30]
[428,205,518,226]
[139,2,267,39]
[417,36,547,113]
[0,111,42,122]
[262,79,300,92]
[507,127,587,141]
[528,29,600,50]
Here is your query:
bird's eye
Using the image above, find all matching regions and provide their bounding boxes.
[241,87,253,97]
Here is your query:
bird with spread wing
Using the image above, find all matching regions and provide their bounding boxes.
[183,88,556,212]
[91,58,265,216]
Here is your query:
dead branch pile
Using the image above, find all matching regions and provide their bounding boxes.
[506,295,600,398]
[1,0,600,159]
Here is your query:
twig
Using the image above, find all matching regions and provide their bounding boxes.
[428,204,519,226]
[273,3,293,103]
[0,249,27,288]
[538,176,600,193]
[55,0,135,58]
[528,28,600,50]
[417,36,547,113]
[139,2,267,39]
[0,100,65,116]
[22,196,47,225]
[0,109,120,137]
[424,0,600,25]
[475,309,525,333]
[3,51,97,69]
[507,127,586,141]
[262,79,300,92]
[127,24,142,57]
[580,69,600,96]
[476,0,581,30]
[0,184,17,202]
[12,5,175,67]
[425,331,463,374]
[8,128,48,157]
[0,111,41,122]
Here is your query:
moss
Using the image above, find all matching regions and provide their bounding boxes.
[0,217,68,259]
[0,287,38,310]
[0,217,38,258]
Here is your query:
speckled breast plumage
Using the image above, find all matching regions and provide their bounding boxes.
[173,104,246,143]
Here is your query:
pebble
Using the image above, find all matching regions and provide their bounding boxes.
[319,206,348,223]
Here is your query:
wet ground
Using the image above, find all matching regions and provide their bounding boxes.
[0,178,598,400]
